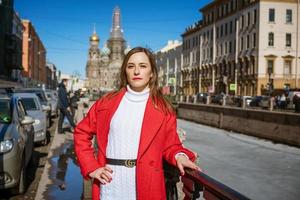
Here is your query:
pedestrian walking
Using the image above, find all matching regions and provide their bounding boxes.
[70,90,81,121]
[74,47,200,200]
[57,79,76,134]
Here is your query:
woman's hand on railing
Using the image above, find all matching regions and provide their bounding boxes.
[89,166,113,185]
[175,154,201,176]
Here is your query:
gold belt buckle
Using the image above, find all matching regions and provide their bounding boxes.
[125,160,135,168]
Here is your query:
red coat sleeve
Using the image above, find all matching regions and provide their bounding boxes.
[162,113,196,166]
[74,100,101,179]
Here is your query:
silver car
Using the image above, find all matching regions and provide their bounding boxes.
[15,93,48,145]
[0,94,35,194]
[45,90,58,117]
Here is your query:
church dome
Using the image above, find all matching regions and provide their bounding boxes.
[101,43,111,56]
[90,32,99,42]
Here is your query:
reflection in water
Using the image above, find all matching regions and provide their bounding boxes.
[46,141,83,199]
[56,143,77,190]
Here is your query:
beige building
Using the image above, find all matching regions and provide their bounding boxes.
[155,40,182,96]
[182,0,300,97]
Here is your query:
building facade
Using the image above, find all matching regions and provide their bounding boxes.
[22,20,47,87]
[46,62,58,89]
[182,0,300,97]
[0,0,24,86]
[86,6,128,92]
[155,40,182,97]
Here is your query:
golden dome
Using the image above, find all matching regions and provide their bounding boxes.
[90,33,99,42]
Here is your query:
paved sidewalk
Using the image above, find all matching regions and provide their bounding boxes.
[35,103,87,200]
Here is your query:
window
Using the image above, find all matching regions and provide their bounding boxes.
[230,21,233,34]
[267,60,274,74]
[211,29,213,41]
[247,12,250,26]
[254,9,257,24]
[221,43,223,55]
[269,8,275,22]
[216,27,219,38]
[253,33,256,48]
[247,35,250,49]
[286,33,292,47]
[268,32,274,46]
[284,60,292,75]
[229,41,232,53]
[0,99,11,123]
[225,23,228,35]
[241,37,244,50]
[226,3,229,14]
[225,42,228,54]
[21,98,39,111]
[221,25,223,37]
[286,9,292,23]
[241,15,244,28]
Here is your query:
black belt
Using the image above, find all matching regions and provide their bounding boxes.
[106,158,137,168]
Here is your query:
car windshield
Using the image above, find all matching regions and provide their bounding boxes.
[34,92,46,102]
[21,98,39,111]
[0,99,11,123]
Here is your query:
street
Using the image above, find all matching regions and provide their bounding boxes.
[179,119,300,200]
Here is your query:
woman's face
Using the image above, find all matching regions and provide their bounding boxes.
[125,52,153,92]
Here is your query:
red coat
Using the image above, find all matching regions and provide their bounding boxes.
[74,88,196,200]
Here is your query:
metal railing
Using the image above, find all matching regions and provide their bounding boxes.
[165,163,250,200]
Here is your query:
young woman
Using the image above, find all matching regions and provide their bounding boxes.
[74,47,200,200]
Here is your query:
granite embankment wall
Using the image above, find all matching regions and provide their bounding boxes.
[177,103,300,147]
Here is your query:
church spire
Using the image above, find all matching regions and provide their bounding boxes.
[110,6,123,38]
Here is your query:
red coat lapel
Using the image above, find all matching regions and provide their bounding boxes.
[97,89,165,160]
[97,89,126,156]
[137,98,164,160]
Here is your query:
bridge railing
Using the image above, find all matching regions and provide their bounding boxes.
[164,162,250,200]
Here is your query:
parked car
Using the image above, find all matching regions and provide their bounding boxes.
[14,88,51,127]
[15,93,47,145]
[249,96,263,107]
[196,92,208,103]
[258,96,270,109]
[236,96,253,107]
[45,90,58,117]
[211,94,225,105]
[0,94,35,194]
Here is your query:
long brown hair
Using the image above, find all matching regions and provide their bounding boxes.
[119,47,174,114]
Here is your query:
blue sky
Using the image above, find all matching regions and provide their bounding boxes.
[15,0,211,78]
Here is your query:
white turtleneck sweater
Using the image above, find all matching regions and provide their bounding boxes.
[100,85,150,200]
